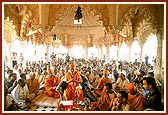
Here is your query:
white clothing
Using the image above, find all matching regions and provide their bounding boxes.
[114,77,130,90]
[11,84,30,104]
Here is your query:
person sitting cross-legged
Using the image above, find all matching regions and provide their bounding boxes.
[11,78,32,109]
[95,83,116,111]
[111,90,134,111]
[126,83,145,111]
[64,63,83,100]
[44,69,61,98]
[26,72,42,99]
[94,69,113,97]
[142,77,162,111]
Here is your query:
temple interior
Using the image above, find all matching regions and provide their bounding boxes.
[3,3,166,112]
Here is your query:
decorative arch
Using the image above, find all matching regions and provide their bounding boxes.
[120,5,156,40]
[4,4,33,37]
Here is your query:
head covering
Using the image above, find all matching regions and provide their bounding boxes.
[126,83,135,92]
[48,69,52,74]
[103,69,109,75]
[69,64,75,69]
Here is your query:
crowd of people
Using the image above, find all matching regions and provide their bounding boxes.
[4,54,163,111]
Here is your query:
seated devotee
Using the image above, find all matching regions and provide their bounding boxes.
[7,73,17,94]
[113,70,130,92]
[20,73,26,80]
[42,67,48,77]
[5,69,13,80]
[147,72,162,91]
[94,69,113,97]
[44,69,61,98]
[113,69,119,83]
[4,82,18,111]
[35,67,45,89]
[26,72,42,98]
[126,83,145,111]
[142,77,162,111]
[95,83,116,111]
[89,69,100,89]
[111,90,134,111]
[64,63,83,100]
[11,78,32,109]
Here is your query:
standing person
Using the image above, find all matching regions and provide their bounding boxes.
[142,77,162,111]
[126,83,145,111]
[145,55,149,66]
[64,63,83,100]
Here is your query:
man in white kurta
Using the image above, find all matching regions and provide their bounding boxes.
[113,70,130,92]
[11,78,34,109]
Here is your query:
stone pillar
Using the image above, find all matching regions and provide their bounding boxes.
[45,44,49,62]
[107,5,119,26]
[127,41,132,62]
[8,42,14,68]
[154,30,163,81]
[117,46,120,61]
[139,43,144,63]
[85,47,88,59]
[101,46,104,60]
[106,45,110,62]
[7,42,12,68]
[67,47,71,55]
[39,4,50,26]
[128,46,131,62]
[97,46,101,60]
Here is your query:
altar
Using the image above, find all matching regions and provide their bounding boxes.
[57,97,95,111]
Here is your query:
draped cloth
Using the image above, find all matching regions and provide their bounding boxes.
[64,71,83,100]
[127,92,145,111]
[44,75,61,98]
[94,77,112,97]
[98,90,116,111]
[26,79,40,95]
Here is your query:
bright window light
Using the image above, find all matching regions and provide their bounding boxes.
[71,45,84,59]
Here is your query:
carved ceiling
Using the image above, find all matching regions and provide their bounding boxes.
[4,3,164,48]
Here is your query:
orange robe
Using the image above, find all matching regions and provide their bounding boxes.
[94,77,112,96]
[26,79,40,95]
[44,75,61,98]
[64,71,83,100]
[127,91,145,111]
